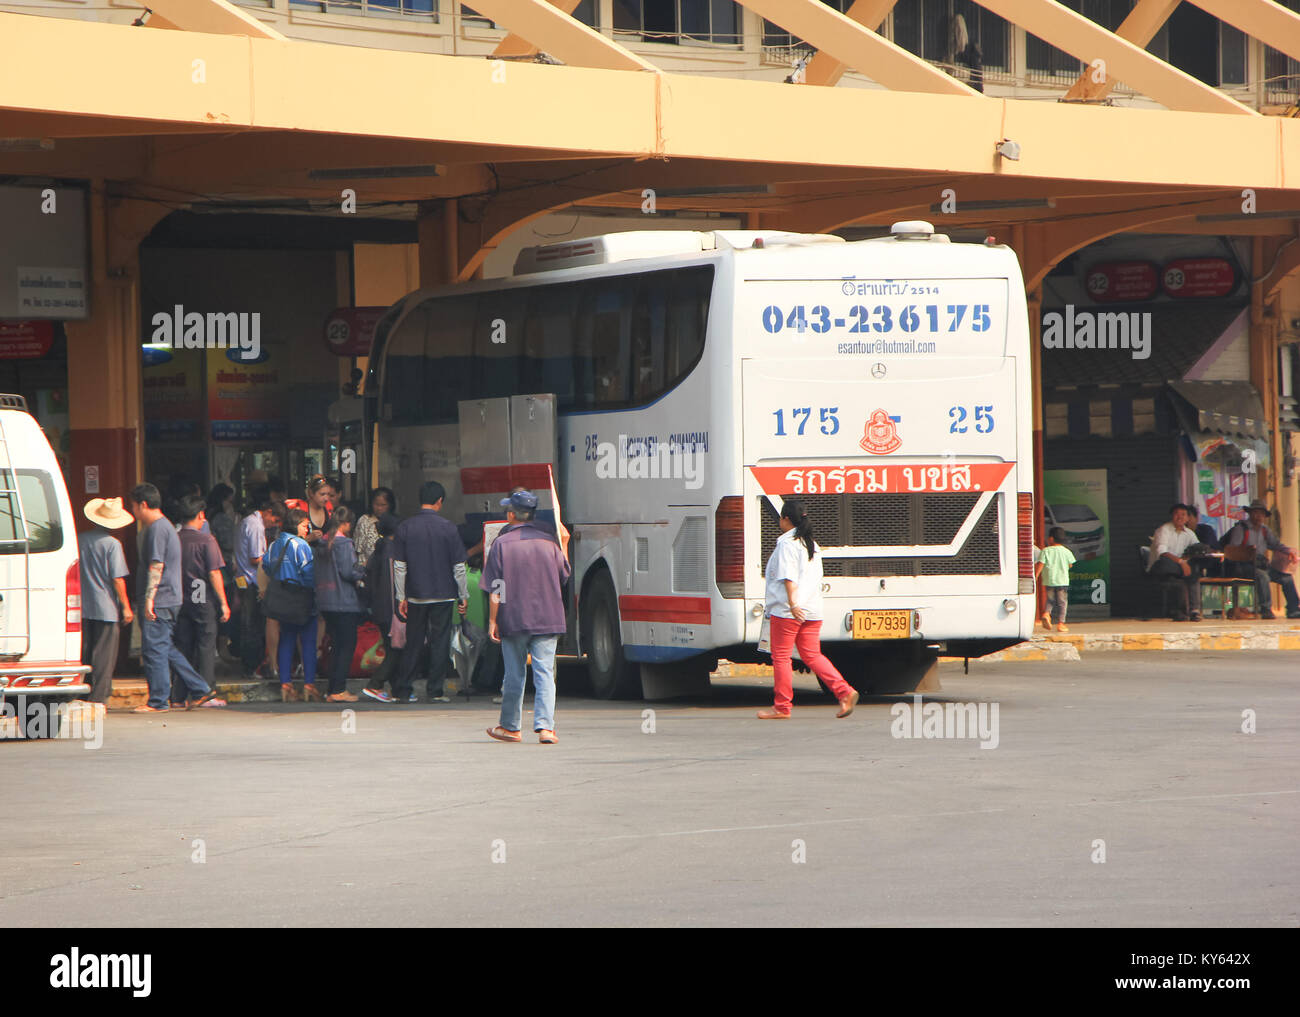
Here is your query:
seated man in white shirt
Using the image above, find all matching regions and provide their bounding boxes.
[1147,503,1202,621]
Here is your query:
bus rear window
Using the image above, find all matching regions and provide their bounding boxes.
[0,469,64,553]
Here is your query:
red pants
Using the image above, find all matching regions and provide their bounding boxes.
[769,616,853,714]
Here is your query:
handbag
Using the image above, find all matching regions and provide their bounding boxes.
[262,542,314,626]
[388,613,407,649]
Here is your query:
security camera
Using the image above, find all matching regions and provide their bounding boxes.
[995,139,1021,161]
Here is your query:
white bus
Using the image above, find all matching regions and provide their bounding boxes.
[367,223,1035,697]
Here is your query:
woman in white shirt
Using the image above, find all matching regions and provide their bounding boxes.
[760,499,859,720]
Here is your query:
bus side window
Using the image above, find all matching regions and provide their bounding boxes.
[576,278,631,409]
[474,288,526,399]
[428,295,477,422]
[385,305,435,425]
[631,279,666,404]
[665,267,708,381]
[524,282,579,409]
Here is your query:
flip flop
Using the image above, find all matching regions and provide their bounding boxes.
[486,726,522,743]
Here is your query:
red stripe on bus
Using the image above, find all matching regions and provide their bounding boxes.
[460,463,555,494]
[619,595,712,625]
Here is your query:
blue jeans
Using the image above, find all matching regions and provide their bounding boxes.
[277,615,319,686]
[499,633,558,733]
[141,606,210,709]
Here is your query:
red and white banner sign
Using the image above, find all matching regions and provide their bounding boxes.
[750,462,1015,495]
[0,320,54,360]
[1086,261,1158,303]
[1161,258,1235,299]
[323,306,388,356]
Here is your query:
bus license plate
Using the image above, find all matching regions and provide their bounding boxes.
[851,610,912,639]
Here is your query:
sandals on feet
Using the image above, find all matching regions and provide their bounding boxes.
[486,726,522,742]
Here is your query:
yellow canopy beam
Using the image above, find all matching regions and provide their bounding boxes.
[1188,0,1300,66]
[492,0,583,60]
[3,12,1295,190]
[974,0,1253,115]
[464,0,656,72]
[804,0,899,88]
[136,0,285,40]
[1062,0,1179,104]
[736,0,979,95]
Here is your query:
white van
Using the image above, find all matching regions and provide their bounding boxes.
[0,393,89,737]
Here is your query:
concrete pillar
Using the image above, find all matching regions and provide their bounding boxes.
[417,198,461,288]
[63,183,168,527]
[1251,238,1285,531]
[352,240,419,391]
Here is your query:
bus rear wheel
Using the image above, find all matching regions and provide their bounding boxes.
[582,572,642,700]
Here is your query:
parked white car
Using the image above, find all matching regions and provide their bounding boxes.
[0,393,90,738]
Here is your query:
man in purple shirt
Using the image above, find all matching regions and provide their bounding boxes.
[484,489,572,744]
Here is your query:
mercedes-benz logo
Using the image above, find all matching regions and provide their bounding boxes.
[871,363,886,379]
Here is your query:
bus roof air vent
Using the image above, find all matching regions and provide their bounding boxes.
[890,220,946,241]
[712,231,844,251]
[513,231,714,275]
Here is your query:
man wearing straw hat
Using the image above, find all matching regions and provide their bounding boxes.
[77,497,135,704]
[1222,499,1300,619]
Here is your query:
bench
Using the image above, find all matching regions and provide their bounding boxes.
[1197,577,1256,617]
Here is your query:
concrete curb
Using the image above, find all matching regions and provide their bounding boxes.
[972,627,1300,661]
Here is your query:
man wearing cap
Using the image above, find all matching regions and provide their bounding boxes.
[78,497,135,704]
[484,488,572,745]
[392,480,467,704]
[1222,500,1300,619]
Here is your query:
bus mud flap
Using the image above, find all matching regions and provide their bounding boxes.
[873,646,942,695]
[639,663,711,701]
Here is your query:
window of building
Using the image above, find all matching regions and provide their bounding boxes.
[1027,0,1129,79]
[1265,1,1300,104]
[462,1,595,30]
[1219,23,1246,87]
[891,0,1009,74]
[289,0,437,18]
[763,0,855,51]
[615,0,740,46]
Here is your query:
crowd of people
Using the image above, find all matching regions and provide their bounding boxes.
[75,473,580,742]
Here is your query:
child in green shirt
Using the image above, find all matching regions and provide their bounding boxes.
[1039,527,1077,632]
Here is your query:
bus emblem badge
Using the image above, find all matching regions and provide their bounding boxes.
[860,409,901,454]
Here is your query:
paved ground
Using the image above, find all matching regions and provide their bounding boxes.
[2,653,1297,927]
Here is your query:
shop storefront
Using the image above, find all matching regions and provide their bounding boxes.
[1040,233,1261,618]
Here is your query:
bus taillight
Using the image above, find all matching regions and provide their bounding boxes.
[1017,493,1035,593]
[66,560,82,633]
[715,496,744,598]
